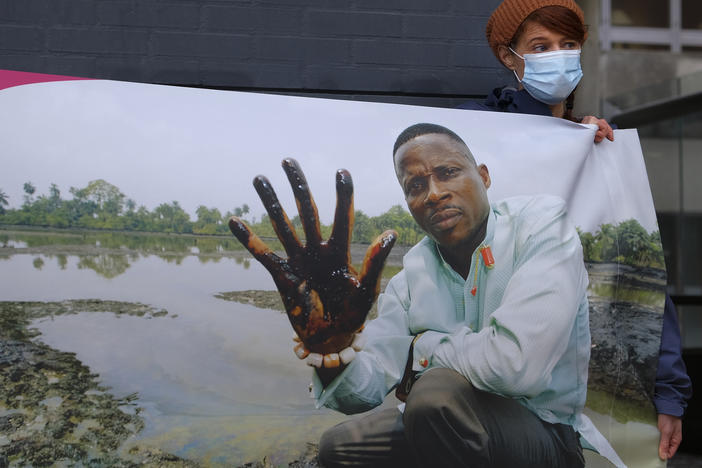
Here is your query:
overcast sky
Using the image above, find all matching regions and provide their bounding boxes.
[0,77,658,233]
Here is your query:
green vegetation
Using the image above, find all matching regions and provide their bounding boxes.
[578,220,664,269]
[0,188,8,214]
[0,180,425,245]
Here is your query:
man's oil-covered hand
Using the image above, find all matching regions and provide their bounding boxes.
[229,158,397,356]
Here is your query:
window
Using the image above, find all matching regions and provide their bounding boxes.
[682,0,702,30]
[601,0,702,52]
[612,0,669,28]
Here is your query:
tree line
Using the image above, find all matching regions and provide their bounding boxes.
[0,180,425,246]
[578,220,664,269]
[0,181,666,262]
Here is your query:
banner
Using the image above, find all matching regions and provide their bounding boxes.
[0,71,665,467]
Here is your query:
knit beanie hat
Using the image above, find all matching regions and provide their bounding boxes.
[486,0,585,58]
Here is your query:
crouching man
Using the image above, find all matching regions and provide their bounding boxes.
[312,123,623,468]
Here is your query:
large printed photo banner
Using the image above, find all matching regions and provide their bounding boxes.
[0,71,665,467]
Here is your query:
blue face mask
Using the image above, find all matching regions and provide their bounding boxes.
[510,48,583,105]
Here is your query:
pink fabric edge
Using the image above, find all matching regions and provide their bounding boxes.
[0,69,92,91]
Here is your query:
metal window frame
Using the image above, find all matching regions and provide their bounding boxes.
[601,0,702,51]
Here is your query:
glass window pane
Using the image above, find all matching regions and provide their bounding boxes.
[611,43,670,51]
[682,0,702,30]
[612,0,670,28]
[681,215,702,295]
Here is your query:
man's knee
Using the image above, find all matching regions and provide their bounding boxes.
[404,368,476,425]
[403,368,488,457]
[318,410,410,467]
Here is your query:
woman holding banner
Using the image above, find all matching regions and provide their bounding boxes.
[460,0,692,461]
[460,0,613,142]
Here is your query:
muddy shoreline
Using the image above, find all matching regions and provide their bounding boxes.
[0,300,207,467]
[0,299,325,467]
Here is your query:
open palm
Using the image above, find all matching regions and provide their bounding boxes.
[229,158,397,354]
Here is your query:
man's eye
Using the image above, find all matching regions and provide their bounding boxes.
[442,168,459,178]
[407,180,424,194]
[563,41,578,49]
[533,44,547,52]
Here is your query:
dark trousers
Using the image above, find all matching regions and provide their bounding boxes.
[318,368,584,468]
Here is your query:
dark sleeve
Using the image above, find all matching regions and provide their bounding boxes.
[654,294,693,417]
[456,100,492,110]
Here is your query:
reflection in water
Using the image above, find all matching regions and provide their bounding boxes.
[234,257,251,269]
[0,229,282,256]
[32,256,44,270]
[77,254,131,279]
[0,229,279,278]
[159,254,188,266]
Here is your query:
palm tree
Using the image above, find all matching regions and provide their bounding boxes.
[0,188,8,214]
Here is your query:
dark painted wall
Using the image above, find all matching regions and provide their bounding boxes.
[0,0,509,107]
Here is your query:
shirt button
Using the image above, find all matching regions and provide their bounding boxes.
[419,358,429,368]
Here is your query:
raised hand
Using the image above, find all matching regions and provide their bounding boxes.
[229,158,397,356]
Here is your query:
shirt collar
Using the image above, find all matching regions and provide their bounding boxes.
[431,205,497,271]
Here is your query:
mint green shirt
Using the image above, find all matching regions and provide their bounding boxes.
[313,194,624,467]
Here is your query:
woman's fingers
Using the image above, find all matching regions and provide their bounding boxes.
[582,116,614,143]
[602,120,614,141]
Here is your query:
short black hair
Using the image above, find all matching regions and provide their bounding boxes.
[393,123,468,156]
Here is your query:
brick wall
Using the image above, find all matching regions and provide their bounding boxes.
[0,0,509,106]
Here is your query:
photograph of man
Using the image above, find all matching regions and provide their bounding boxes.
[309,123,623,468]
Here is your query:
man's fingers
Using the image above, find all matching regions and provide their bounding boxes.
[253,175,303,258]
[358,230,398,297]
[282,158,323,247]
[329,169,354,258]
[228,216,284,275]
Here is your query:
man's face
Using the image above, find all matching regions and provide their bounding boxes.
[394,133,491,250]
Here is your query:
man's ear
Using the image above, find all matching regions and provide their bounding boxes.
[497,45,515,70]
[478,164,491,189]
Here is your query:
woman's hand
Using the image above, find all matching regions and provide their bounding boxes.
[229,158,397,358]
[657,413,682,460]
[581,116,614,143]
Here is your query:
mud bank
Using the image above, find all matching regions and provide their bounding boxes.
[0,300,326,467]
[0,300,198,467]
[585,262,666,409]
